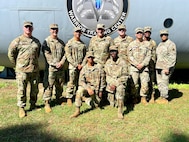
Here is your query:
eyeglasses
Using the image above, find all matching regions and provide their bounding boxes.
[160,34,168,37]
[51,28,58,30]
[25,25,32,28]
[87,56,94,59]
[136,32,143,34]
[118,29,125,31]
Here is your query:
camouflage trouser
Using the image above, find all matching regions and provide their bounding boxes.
[43,70,64,101]
[130,70,149,97]
[16,72,39,107]
[66,69,79,98]
[156,69,173,98]
[107,84,126,106]
[75,86,101,107]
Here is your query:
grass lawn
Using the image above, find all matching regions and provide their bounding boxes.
[0,79,189,142]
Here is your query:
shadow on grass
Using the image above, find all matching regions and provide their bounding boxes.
[0,123,90,142]
[154,88,183,102]
[163,132,189,142]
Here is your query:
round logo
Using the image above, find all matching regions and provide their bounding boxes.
[67,0,128,37]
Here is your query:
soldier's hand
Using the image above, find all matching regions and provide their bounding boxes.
[87,88,94,96]
[56,62,63,69]
[98,92,102,98]
[136,64,143,70]
[163,69,169,75]
[77,64,82,70]
[110,85,116,91]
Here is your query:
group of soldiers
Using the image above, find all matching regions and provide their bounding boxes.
[8,21,177,119]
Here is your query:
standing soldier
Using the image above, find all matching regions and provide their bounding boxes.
[42,24,66,113]
[104,45,129,119]
[65,27,87,106]
[88,23,114,67]
[155,29,176,104]
[114,24,133,66]
[8,21,41,118]
[70,51,106,118]
[143,26,157,103]
[127,27,151,105]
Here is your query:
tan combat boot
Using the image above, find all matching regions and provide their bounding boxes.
[44,100,52,113]
[19,107,26,118]
[155,97,168,104]
[118,100,124,119]
[67,98,72,106]
[70,107,80,118]
[141,96,148,105]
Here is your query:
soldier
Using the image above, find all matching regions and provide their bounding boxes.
[42,24,66,113]
[88,23,114,67]
[8,21,41,118]
[155,29,176,104]
[65,27,87,106]
[143,26,157,103]
[127,27,151,105]
[104,45,129,119]
[114,24,133,65]
[70,51,106,118]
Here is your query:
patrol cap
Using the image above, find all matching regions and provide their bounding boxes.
[109,45,118,51]
[135,27,144,34]
[24,21,33,27]
[118,24,126,30]
[144,26,152,33]
[50,24,58,29]
[86,51,95,58]
[74,27,82,32]
[160,29,169,35]
[96,24,105,30]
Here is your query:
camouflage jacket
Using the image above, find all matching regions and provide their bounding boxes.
[88,35,114,65]
[65,37,86,69]
[8,35,41,73]
[147,39,157,63]
[104,57,129,93]
[127,40,151,72]
[156,39,176,70]
[114,35,133,61]
[79,63,105,93]
[42,36,66,72]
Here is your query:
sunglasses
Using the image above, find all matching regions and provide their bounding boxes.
[25,25,32,28]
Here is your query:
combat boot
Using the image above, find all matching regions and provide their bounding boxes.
[141,96,148,105]
[19,107,26,118]
[155,97,168,104]
[118,99,124,119]
[44,100,52,113]
[149,92,155,104]
[70,107,80,118]
[67,98,72,106]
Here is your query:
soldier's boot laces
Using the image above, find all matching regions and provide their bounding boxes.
[141,96,148,105]
[45,101,52,113]
[67,98,72,106]
[118,100,124,119]
[70,107,80,118]
[19,107,26,118]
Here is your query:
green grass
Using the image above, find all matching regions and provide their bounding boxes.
[0,80,189,142]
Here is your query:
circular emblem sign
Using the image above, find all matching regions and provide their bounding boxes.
[67,0,128,37]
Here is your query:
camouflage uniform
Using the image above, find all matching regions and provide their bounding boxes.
[88,24,114,66]
[143,26,157,102]
[42,36,66,101]
[75,59,105,108]
[104,54,129,106]
[114,33,133,65]
[127,28,151,98]
[8,33,41,108]
[156,30,176,99]
[65,37,86,99]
